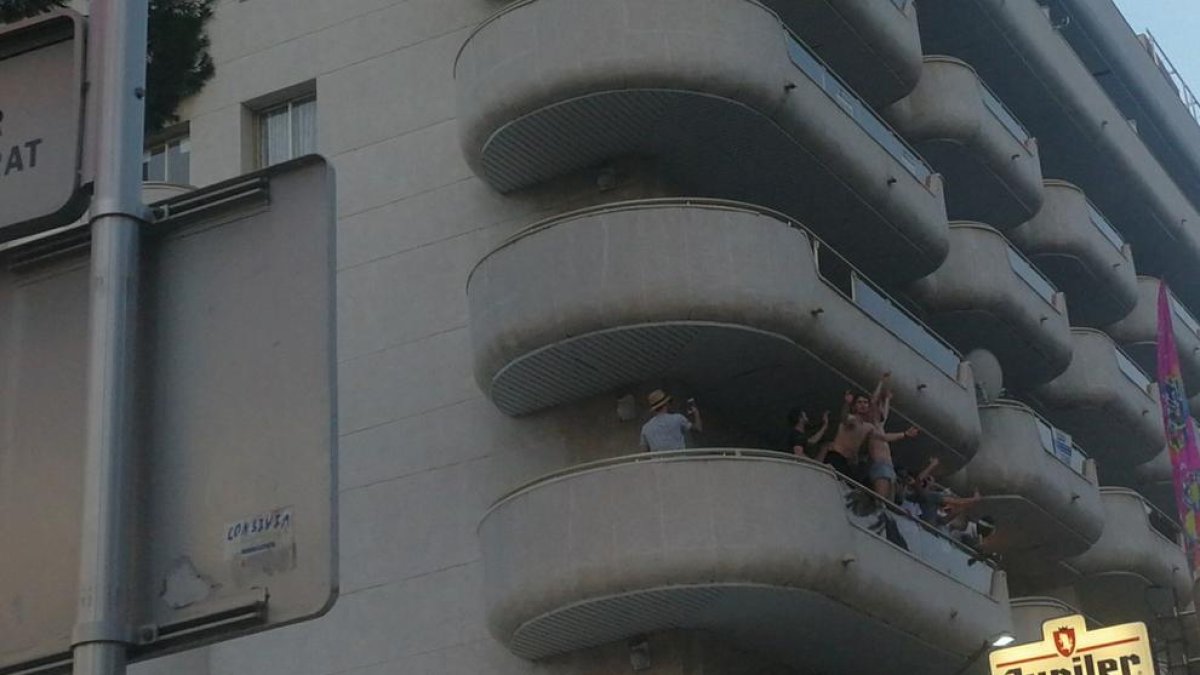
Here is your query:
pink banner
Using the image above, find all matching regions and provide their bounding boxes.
[1156,281,1200,578]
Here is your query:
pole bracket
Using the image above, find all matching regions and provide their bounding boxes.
[70,621,133,648]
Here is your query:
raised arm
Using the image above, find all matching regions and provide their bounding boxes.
[807,411,831,446]
[878,426,919,443]
[870,372,891,422]
[916,456,940,483]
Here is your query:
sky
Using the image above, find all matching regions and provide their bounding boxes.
[1113,0,1200,95]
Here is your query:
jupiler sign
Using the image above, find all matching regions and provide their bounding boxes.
[990,615,1155,675]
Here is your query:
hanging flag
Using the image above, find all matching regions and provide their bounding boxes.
[1156,281,1200,578]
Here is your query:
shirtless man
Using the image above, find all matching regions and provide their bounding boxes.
[820,389,906,478]
[864,372,919,500]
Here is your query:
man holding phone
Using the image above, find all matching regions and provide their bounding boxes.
[639,389,703,452]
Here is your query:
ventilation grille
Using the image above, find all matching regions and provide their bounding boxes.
[482,90,682,192]
[492,324,700,416]
[511,585,726,659]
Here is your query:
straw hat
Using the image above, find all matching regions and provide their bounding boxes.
[647,389,672,411]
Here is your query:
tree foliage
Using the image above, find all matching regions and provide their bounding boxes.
[0,0,216,132]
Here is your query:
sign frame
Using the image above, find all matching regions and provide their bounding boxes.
[990,614,1155,675]
[0,10,90,243]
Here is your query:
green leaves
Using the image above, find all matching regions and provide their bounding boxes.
[146,0,215,132]
[1,0,216,133]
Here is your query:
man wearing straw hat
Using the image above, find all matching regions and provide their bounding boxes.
[640,389,703,452]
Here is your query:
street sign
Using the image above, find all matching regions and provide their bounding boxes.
[0,11,89,242]
[990,614,1154,675]
[0,156,337,673]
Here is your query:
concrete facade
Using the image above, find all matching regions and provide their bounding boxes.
[9,0,1200,672]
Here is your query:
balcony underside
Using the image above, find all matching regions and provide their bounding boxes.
[1055,0,1200,212]
[469,200,980,466]
[1105,277,1200,393]
[884,56,1044,227]
[949,403,1102,570]
[1066,489,1190,626]
[915,0,1200,311]
[973,496,1095,561]
[1031,330,1163,467]
[481,454,1011,672]
[907,224,1071,389]
[511,584,985,673]
[1022,253,1134,328]
[473,90,942,285]
[1009,181,1137,327]
[911,141,1042,227]
[495,322,964,467]
[457,0,948,283]
[922,309,1067,390]
[762,0,922,107]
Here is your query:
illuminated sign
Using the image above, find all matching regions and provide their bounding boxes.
[989,615,1154,675]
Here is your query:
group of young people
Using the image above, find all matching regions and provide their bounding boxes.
[636,378,988,550]
[785,374,988,548]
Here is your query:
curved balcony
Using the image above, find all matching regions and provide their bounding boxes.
[455,0,949,283]
[949,401,1102,568]
[906,223,1071,389]
[480,450,1012,671]
[760,0,922,107]
[883,56,1044,227]
[1008,180,1138,327]
[1131,446,1176,519]
[1105,277,1200,393]
[1010,597,1088,643]
[468,199,980,465]
[1030,329,1164,467]
[1066,488,1190,626]
[1054,0,1200,211]
[915,0,1200,312]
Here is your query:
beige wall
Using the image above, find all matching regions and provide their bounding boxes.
[134,1,665,673]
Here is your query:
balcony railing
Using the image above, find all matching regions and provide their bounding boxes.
[980,82,1032,144]
[1032,415,1089,476]
[1115,347,1153,393]
[1006,246,1059,307]
[1086,201,1126,252]
[785,34,933,184]
[811,239,961,378]
[1139,30,1200,125]
[498,448,997,594]
[1170,291,1200,338]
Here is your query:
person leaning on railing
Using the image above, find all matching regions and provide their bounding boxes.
[786,408,830,458]
[639,389,703,452]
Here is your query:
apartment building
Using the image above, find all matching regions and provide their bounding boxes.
[114,0,1200,672]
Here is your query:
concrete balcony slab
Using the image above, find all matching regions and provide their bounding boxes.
[884,56,1044,227]
[456,0,949,283]
[907,222,1071,389]
[915,0,1200,312]
[467,199,981,466]
[1105,277,1200,394]
[1008,180,1138,327]
[761,0,922,107]
[1066,488,1190,627]
[1030,329,1164,467]
[950,401,1103,567]
[479,450,1012,671]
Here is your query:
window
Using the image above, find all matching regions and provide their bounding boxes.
[258,95,316,167]
[143,134,191,184]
